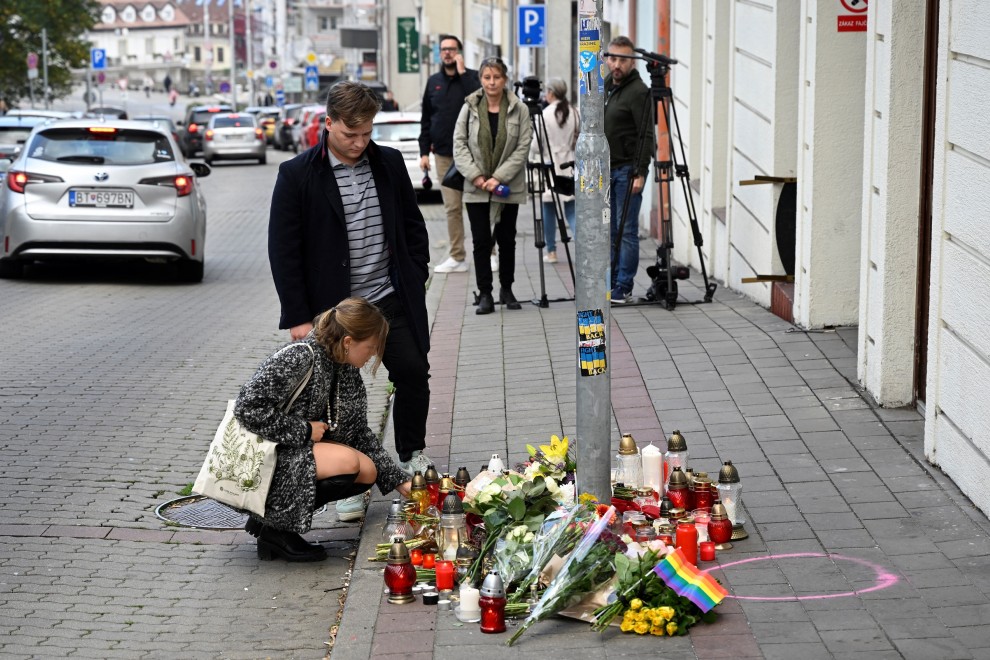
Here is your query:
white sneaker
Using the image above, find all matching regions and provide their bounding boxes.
[335,494,366,522]
[543,252,557,264]
[398,451,434,477]
[434,257,468,273]
[490,255,499,272]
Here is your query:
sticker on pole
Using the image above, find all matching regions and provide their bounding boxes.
[578,309,607,376]
[579,51,596,73]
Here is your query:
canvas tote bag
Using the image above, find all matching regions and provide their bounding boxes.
[193,343,315,516]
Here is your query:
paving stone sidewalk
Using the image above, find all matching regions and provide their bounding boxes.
[336,209,990,660]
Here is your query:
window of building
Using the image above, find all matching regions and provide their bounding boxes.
[146,38,154,55]
[194,45,201,63]
[216,46,224,64]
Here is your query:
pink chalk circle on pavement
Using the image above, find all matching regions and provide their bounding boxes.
[704,552,899,601]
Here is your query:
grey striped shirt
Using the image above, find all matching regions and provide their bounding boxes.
[329,151,394,303]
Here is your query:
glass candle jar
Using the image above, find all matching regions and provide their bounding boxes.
[663,430,689,490]
[699,541,716,562]
[693,472,714,513]
[717,461,744,525]
[666,467,690,510]
[615,434,643,489]
[708,501,734,548]
[692,509,711,543]
[479,570,507,634]
[435,560,455,591]
[675,520,698,567]
[384,538,417,604]
[424,465,441,508]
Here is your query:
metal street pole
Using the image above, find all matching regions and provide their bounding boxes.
[42,29,50,109]
[245,0,255,104]
[574,0,611,504]
[229,0,238,108]
[205,1,211,94]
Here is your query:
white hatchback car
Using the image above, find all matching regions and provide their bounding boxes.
[0,119,210,281]
[372,112,435,191]
[202,112,266,166]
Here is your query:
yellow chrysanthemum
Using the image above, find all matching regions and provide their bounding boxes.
[650,615,665,628]
[539,435,569,463]
[634,621,650,635]
[666,621,678,636]
[658,606,676,620]
[629,598,643,611]
[620,619,634,633]
[650,624,666,636]
[578,492,599,505]
[622,610,636,622]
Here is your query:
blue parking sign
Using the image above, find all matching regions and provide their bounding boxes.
[518,5,546,47]
[91,48,107,70]
[275,89,285,107]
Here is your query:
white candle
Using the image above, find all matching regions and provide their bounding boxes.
[459,585,480,612]
[641,444,662,494]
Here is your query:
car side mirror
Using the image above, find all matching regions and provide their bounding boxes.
[189,161,211,178]
[0,158,11,173]
[175,120,184,126]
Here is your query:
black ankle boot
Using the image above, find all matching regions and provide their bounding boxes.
[245,518,327,562]
[476,292,495,315]
[499,287,522,310]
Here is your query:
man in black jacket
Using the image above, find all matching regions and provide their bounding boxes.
[419,34,481,274]
[268,81,433,519]
[604,36,654,303]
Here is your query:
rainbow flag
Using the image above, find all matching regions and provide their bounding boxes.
[652,548,728,613]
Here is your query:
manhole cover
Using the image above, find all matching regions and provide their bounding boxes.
[155,496,330,530]
[156,495,248,530]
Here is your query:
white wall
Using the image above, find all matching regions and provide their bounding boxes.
[925,0,990,513]
[793,0,867,328]
[857,1,925,406]
[721,0,800,306]
[669,0,705,270]
[698,2,731,281]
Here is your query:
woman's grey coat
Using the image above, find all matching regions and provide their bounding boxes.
[234,336,407,533]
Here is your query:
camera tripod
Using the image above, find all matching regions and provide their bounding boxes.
[518,82,575,308]
[610,50,717,310]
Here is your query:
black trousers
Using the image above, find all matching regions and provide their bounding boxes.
[466,202,519,294]
[375,293,430,462]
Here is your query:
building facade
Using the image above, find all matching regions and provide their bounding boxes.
[665,0,990,515]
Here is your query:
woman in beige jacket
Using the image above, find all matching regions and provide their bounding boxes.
[453,57,533,314]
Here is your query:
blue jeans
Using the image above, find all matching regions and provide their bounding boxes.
[542,199,576,253]
[610,165,642,294]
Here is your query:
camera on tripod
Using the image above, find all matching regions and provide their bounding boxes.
[514,76,543,108]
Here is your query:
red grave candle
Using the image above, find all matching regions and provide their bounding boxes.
[675,520,699,566]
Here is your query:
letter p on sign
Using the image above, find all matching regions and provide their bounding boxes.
[518,5,546,48]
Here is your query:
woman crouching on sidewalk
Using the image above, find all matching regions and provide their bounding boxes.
[235,297,412,561]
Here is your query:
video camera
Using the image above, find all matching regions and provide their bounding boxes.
[513,76,543,107]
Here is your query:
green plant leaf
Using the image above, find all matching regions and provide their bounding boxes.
[507,496,527,521]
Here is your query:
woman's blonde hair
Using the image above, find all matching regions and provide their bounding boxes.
[314,297,389,374]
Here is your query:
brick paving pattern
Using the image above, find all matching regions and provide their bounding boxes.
[2,138,989,659]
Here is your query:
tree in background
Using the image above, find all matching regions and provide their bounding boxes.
[0,0,100,106]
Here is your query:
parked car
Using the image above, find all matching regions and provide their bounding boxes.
[292,104,324,152]
[0,119,211,281]
[5,109,72,120]
[176,104,233,158]
[0,116,49,162]
[303,109,326,150]
[86,106,129,120]
[131,115,180,146]
[202,113,266,166]
[273,103,305,151]
[243,106,280,145]
[372,112,435,191]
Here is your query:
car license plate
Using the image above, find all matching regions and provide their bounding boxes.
[69,190,134,208]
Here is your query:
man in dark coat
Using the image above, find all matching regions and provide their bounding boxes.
[268,81,433,519]
[604,36,654,304]
[419,34,481,274]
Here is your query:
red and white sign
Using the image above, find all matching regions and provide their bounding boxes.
[838,0,867,32]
